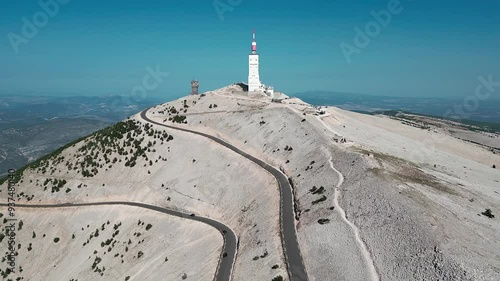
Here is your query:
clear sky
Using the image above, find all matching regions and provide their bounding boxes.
[1,0,499,100]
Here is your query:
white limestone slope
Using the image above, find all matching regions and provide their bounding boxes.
[2,83,499,281]
[149,85,500,281]
[328,156,380,281]
[1,95,286,280]
[6,206,219,281]
[319,106,500,280]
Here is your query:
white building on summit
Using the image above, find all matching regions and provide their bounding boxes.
[248,29,274,97]
[248,29,261,92]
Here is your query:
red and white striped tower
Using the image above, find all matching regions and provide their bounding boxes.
[251,28,257,54]
[248,29,261,92]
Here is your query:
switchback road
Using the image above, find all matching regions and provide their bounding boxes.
[141,108,309,281]
[1,202,236,281]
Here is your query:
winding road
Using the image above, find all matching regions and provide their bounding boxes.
[141,108,309,281]
[2,202,237,281]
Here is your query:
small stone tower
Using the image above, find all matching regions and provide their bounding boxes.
[190,80,199,95]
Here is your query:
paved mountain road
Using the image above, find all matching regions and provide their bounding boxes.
[141,108,309,281]
[1,201,237,281]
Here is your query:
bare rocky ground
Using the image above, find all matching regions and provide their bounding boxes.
[385,112,500,151]
[1,84,499,280]
[1,206,219,281]
[0,98,286,280]
[150,85,499,281]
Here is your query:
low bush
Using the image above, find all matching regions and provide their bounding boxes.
[318,218,330,225]
[481,208,495,218]
[312,195,327,205]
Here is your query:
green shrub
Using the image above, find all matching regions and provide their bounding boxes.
[169,115,187,124]
[482,209,495,218]
[318,218,330,225]
[312,195,327,205]
[312,186,325,195]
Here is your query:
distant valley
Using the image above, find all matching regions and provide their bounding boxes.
[3,92,499,177]
[0,95,160,175]
[294,91,500,126]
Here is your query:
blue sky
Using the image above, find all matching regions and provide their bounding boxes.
[1,0,499,100]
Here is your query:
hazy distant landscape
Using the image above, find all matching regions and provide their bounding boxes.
[2,91,499,176]
[294,91,500,124]
[0,95,160,175]
[4,85,498,280]
[2,0,500,280]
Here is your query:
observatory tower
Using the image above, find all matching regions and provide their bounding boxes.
[190,80,199,95]
[248,29,261,92]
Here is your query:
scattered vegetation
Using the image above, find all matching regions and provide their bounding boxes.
[1,119,175,184]
[42,178,68,193]
[309,186,325,194]
[312,195,327,205]
[260,250,269,258]
[169,115,187,124]
[318,218,330,225]
[272,276,284,281]
[0,134,88,184]
[481,208,495,218]
[53,237,60,243]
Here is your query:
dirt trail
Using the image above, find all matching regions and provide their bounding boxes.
[328,156,380,281]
